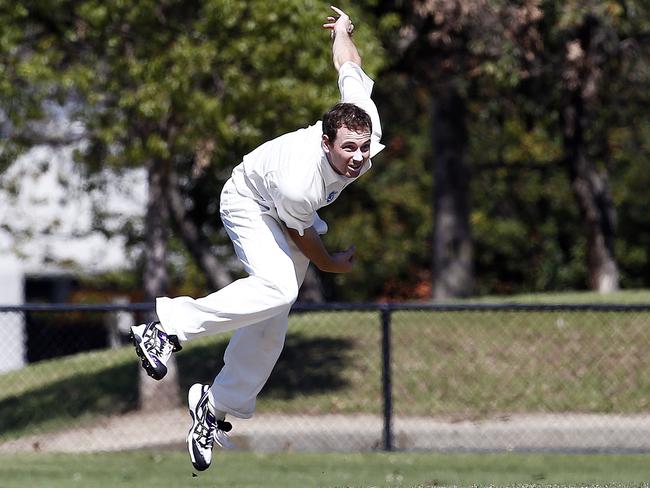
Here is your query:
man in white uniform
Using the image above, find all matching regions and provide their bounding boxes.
[130,6,383,471]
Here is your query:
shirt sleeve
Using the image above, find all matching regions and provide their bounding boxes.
[267,171,315,236]
[338,61,385,158]
[313,211,328,235]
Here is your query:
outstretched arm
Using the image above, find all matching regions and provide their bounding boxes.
[323,6,361,71]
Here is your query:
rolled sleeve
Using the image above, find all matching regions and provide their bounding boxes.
[338,62,385,158]
[268,172,315,236]
[313,212,328,235]
[276,198,314,236]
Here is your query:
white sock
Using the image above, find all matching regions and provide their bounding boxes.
[207,391,226,421]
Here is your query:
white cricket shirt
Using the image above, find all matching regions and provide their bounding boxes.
[229,62,384,236]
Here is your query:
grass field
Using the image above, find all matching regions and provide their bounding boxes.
[1,290,650,440]
[469,289,650,304]
[1,291,650,485]
[1,450,650,488]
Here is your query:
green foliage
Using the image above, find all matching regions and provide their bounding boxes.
[615,125,650,288]
[1,0,648,299]
[0,0,387,294]
[37,0,363,171]
[340,0,650,299]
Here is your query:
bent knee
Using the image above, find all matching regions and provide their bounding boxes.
[277,282,299,306]
[261,277,299,308]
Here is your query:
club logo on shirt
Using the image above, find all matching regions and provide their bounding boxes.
[326,191,339,203]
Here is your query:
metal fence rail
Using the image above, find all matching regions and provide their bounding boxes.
[1,302,650,454]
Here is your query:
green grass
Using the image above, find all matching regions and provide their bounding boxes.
[462,289,650,304]
[389,309,650,417]
[1,451,650,487]
[1,290,649,439]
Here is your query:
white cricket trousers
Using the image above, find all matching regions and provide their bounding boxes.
[156,177,310,419]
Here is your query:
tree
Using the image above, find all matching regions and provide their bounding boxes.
[541,1,647,292]
[374,0,544,299]
[1,0,383,404]
[367,0,647,298]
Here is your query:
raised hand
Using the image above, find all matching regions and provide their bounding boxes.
[322,5,354,39]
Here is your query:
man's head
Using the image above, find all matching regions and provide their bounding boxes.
[322,103,372,179]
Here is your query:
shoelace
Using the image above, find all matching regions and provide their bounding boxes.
[214,420,234,449]
[144,324,173,358]
[194,411,217,449]
[194,409,233,450]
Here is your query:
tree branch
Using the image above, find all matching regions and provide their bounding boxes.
[12,129,85,147]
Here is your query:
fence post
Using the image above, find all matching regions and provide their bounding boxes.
[381,305,393,451]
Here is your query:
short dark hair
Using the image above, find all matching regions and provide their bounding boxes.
[322,103,372,143]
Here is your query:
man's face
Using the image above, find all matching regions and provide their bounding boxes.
[322,125,372,179]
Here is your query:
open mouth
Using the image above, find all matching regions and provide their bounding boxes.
[346,164,362,177]
[348,161,363,171]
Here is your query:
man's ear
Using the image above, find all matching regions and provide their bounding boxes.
[321,134,331,153]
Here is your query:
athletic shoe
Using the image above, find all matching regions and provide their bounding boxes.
[187,383,233,471]
[130,321,182,380]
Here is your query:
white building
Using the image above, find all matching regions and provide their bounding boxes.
[0,141,146,371]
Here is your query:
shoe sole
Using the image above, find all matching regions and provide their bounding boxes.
[130,328,167,381]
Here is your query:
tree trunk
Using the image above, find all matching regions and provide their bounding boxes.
[139,158,181,411]
[431,84,474,300]
[168,169,231,290]
[562,94,619,293]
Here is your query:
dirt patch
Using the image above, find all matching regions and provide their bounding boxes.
[3,411,650,453]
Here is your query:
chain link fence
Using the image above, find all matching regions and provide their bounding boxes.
[0,303,649,454]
